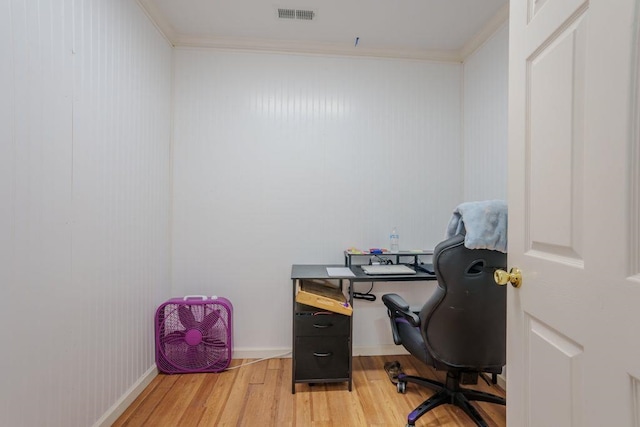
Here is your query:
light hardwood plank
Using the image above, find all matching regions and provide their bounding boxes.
[143,374,207,426]
[112,375,178,427]
[114,355,506,427]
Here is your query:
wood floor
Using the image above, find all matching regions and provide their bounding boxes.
[113,355,506,427]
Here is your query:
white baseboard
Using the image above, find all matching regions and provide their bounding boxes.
[231,347,506,392]
[496,373,506,390]
[232,345,407,359]
[93,364,158,427]
[353,345,409,356]
[232,348,292,359]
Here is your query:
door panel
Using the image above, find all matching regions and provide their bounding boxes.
[527,316,583,427]
[527,13,585,260]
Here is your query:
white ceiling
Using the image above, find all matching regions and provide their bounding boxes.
[139,0,508,61]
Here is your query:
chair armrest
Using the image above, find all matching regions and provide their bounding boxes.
[382,293,420,327]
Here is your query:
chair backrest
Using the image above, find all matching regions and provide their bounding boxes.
[419,234,507,372]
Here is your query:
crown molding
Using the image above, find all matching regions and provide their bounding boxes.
[459,3,509,60]
[172,34,463,62]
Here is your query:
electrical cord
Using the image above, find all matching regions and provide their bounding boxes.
[352,282,376,301]
[226,350,292,370]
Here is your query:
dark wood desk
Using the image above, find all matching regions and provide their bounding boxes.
[290,264,436,393]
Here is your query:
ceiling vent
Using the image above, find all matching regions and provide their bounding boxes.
[278,8,316,21]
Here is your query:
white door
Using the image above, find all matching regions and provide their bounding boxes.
[507,0,640,425]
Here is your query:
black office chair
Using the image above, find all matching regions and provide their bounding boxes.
[382,234,506,427]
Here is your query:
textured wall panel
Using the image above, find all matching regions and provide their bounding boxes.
[172,49,463,350]
[0,1,172,425]
[462,24,509,202]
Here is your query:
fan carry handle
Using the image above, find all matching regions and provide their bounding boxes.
[182,295,221,301]
[183,295,208,301]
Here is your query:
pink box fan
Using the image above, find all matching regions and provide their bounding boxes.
[155,295,233,373]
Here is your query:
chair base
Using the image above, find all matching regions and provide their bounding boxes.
[398,371,505,427]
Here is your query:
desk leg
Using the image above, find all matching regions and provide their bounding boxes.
[292,278,297,394]
[348,278,353,392]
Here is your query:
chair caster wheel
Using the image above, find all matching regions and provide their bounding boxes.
[397,381,406,393]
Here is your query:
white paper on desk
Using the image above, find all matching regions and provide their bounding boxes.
[326,267,355,277]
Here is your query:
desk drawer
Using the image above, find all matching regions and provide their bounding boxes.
[294,336,349,380]
[295,313,349,337]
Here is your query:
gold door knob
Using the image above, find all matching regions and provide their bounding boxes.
[494,268,522,288]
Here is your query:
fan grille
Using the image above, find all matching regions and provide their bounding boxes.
[155,298,233,373]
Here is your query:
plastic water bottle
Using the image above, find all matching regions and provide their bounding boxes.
[390,227,399,252]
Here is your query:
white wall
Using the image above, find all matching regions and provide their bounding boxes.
[0,1,508,421]
[171,50,463,354]
[0,1,172,426]
[462,23,509,201]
